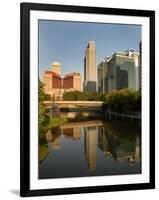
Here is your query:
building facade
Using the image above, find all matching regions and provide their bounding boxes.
[52,62,61,75]
[83,41,97,92]
[97,59,108,93]
[63,72,81,91]
[116,66,128,90]
[43,62,81,100]
[97,49,139,93]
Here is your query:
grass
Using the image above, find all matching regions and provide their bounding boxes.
[39,145,49,163]
[39,117,68,162]
[40,117,68,134]
[46,117,68,129]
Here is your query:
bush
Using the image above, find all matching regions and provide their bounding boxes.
[106,88,141,113]
[63,91,103,101]
[62,89,141,113]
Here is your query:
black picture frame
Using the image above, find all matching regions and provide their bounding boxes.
[20,2,155,197]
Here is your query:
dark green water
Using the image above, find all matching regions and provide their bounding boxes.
[39,112,141,179]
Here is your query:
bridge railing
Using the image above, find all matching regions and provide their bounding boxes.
[105,111,141,120]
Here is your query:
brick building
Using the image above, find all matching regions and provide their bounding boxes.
[63,72,81,90]
[43,62,81,100]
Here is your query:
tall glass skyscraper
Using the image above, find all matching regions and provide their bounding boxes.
[97,49,139,93]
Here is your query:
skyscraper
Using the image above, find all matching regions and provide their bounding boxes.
[110,49,139,92]
[97,59,109,93]
[83,41,97,92]
[116,66,128,90]
[97,49,139,93]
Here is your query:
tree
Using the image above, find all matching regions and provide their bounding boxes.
[38,80,50,135]
[106,88,141,113]
[63,91,103,101]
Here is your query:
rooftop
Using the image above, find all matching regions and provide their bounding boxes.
[44,70,61,78]
[64,72,80,78]
[52,62,61,66]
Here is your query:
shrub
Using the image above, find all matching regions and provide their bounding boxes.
[106,88,141,113]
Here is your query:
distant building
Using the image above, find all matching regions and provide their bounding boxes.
[43,71,62,96]
[43,71,53,91]
[43,62,81,100]
[97,59,108,93]
[97,49,139,93]
[63,72,81,91]
[84,41,97,92]
[52,62,61,75]
[116,66,128,90]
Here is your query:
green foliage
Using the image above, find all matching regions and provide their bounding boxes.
[45,117,68,130]
[63,91,103,101]
[39,79,68,132]
[38,80,50,135]
[62,89,141,113]
[39,145,49,163]
[106,88,141,113]
[44,93,52,101]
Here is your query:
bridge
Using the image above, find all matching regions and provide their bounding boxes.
[44,101,103,109]
[44,101,103,112]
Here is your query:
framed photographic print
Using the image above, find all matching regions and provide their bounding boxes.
[20,2,155,197]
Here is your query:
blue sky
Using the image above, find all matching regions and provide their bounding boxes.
[39,20,141,80]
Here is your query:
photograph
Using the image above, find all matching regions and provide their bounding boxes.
[38,20,142,179]
[20,2,155,196]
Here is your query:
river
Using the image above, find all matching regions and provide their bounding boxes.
[39,111,141,179]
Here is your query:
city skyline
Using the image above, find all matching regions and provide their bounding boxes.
[39,20,141,81]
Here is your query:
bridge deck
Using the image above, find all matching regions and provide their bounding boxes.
[44,100,103,108]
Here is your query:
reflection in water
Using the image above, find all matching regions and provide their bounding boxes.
[39,117,141,179]
[98,125,141,165]
[60,111,102,120]
[84,126,97,171]
[63,127,81,140]
[45,129,61,150]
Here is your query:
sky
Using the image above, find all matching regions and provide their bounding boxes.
[39,20,141,80]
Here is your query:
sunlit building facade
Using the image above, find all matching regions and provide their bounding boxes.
[97,49,139,93]
[52,62,61,75]
[83,41,97,92]
[43,62,81,100]
[63,72,81,91]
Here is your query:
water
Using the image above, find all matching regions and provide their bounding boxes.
[39,112,141,179]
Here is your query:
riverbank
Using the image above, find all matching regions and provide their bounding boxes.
[47,117,68,129]
[39,145,49,163]
[40,117,68,134]
[39,117,68,162]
